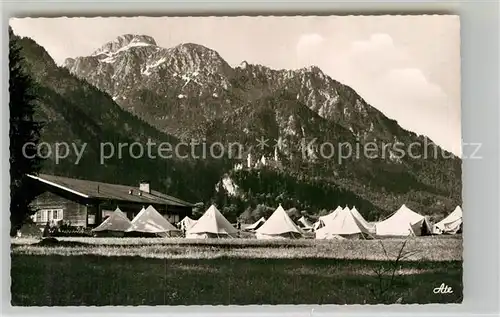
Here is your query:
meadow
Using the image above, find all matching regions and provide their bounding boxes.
[10,235,463,306]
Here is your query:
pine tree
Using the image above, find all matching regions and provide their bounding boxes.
[9,28,43,236]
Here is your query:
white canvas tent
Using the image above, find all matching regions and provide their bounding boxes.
[313,206,342,231]
[93,207,132,234]
[126,205,180,236]
[433,206,463,234]
[298,216,314,230]
[255,205,303,239]
[186,205,238,239]
[179,216,198,232]
[244,217,266,231]
[312,221,322,231]
[350,207,376,234]
[315,207,366,239]
[375,204,431,237]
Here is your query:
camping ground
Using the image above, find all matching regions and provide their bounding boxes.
[11,235,463,305]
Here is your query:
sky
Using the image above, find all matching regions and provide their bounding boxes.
[10,16,461,155]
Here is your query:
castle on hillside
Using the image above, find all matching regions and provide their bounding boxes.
[233,147,282,171]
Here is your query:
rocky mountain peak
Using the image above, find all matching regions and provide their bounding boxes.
[301,65,321,72]
[63,57,76,69]
[296,65,324,78]
[164,42,232,75]
[168,43,226,62]
[171,42,213,52]
[91,34,157,56]
[237,60,249,69]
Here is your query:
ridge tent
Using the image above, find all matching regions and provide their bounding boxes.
[315,207,366,239]
[255,205,303,239]
[93,207,132,236]
[244,217,266,231]
[186,205,238,239]
[179,216,198,232]
[312,221,321,231]
[433,206,463,234]
[126,205,180,237]
[298,216,314,230]
[375,204,431,237]
[350,207,376,234]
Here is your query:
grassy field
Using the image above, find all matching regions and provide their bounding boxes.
[10,236,462,305]
[11,235,462,261]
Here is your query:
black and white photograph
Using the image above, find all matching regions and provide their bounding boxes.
[9,15,463,306]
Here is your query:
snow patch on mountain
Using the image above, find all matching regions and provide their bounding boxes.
[95,42,154,59]
[92,34,157,56]
[181,73,196,88]
[101,56,117,63]
[149,57,167,69]
[141,57,167,76]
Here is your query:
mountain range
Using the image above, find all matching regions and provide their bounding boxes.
[13,32,462,222]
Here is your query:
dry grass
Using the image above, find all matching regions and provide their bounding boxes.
[11,235,462,261]
[10,235,463,305]
[11,254,462,305]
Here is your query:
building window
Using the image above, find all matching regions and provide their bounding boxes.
[36,209,64,223]
[164,214,180,224]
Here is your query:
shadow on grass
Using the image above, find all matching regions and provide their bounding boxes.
[32,238,93,248]
[11,254,462,306]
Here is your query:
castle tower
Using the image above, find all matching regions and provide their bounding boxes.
[260,155,267,166]
[247,152,253,169]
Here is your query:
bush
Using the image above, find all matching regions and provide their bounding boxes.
[53,225,93,237]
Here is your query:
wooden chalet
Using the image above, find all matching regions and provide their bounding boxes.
[27,174,194,228]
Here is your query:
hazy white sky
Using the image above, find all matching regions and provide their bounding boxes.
[10,16,461,155]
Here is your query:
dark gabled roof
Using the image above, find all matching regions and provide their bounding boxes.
[28,174,194,207]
